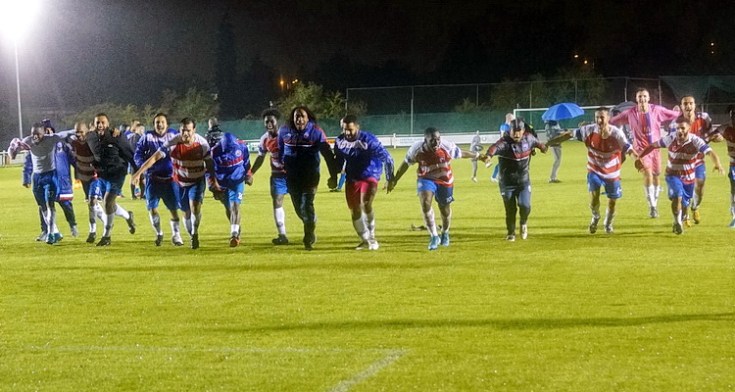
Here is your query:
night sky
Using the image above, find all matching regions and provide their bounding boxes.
[0,0,733,114]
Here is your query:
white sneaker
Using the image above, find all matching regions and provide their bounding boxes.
[355,240,369,250]
[70,225,79,237]
[368,239,379,250]
[471,177,478,183]
[172,233,184,246]
[520,224,528,240]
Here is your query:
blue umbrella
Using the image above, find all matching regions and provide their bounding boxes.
[542,103,584,121]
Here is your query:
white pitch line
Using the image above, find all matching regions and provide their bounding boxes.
[328,349,407,392]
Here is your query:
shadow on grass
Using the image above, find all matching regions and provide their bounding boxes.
[214,312,735,333]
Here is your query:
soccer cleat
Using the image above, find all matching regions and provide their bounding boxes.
[605,224,614,234]
[154,234,164,247]
[272,235,289,245]
[54,233,63,243]
[506,234,516,242]
[191,234,200,249]
[86,232,97,243]
[368,239,380,250]
[428,235,440,250]
[36,232,48,242]
[672,222,683,235]
[490,177,499,183]
[355,240,369,250]
[471,176,478,183]
[126,211,136,234]
[229,235,240,247]
[729,218,735,229]
[440,231,450,246]
[649,206,659,218]
[683,217,692,228]
[46,233,57,245]
[96,236,111,246]
[692,209,701,224]
[589,215,600,234]
[549,179,561,183]
[520,224,528,240]
[70,225,79,237]
[172,233,184,246]
[303,233,316,250]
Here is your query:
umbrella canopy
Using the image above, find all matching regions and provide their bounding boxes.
[542,103,584,121]
[612,101,636,114]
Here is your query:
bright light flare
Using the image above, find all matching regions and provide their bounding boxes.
[0,0,41,44]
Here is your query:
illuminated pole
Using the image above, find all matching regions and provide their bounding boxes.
[14,40,23,138]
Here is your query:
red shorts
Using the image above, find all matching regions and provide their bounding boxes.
[345,178,379,210]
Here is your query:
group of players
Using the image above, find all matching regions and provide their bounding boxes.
[8,88,735,250]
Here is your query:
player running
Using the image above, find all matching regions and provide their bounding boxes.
[483,119,548,241]
[133,118,216,249]
[712,105,735,228]
[334,115,394,250]
[251,108,290,245]
[134,113,184,246]
[388,127,478,250]
[636,116,723,234]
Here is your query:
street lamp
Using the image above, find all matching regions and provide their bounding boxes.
[0,0,41,138]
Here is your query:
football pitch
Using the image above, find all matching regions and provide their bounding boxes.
[0,143,733,391]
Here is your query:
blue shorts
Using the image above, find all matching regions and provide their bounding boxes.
[145,177,180,211]
[179,179,206,212]
[666,175,694,207]
[587,172,622,199]
[270,176,288,198]
[694,163,706,180]
[99,175,125,196]
[417,178,454,207]
[219,181,244,206]
[82,179,105,201]
[729,167,735,194]
[32,171,58,206]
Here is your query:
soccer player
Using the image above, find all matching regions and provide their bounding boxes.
[388,127,479,250]
[86,113,137,246]
[676,96,714,225]
[8,123,76,244]
[251,108,290,245]
[132,118,215,249]
[563,107,637,234]
[712,105,735,228]
[69,122,109,243]
[635,116,723,235]
[334,115,394,250]
[483,119,548,241]
[208,132,251,247]
[133,113,184,246]
[610,88,680,218]
[277,106,338,250]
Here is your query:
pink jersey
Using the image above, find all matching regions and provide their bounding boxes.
[717,125,735,167]
[575,124,631,181]
[164,134,211,187]
[610,104,679,152]
[405,139,461,186]
[257,132,286,176]
[657,133,711,184]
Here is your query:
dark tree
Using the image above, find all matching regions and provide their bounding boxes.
[215,13,239,118]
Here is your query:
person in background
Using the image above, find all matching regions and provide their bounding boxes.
[545,120,564,183]
[470,130,483,183]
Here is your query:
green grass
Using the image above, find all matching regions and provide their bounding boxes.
[1,143,733,391]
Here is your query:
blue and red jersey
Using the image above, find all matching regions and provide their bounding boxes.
[277,121,328,174]
[134,128,179,180]
[486,132,543,186]
[334,130,394,182]
[211,133,251,189]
